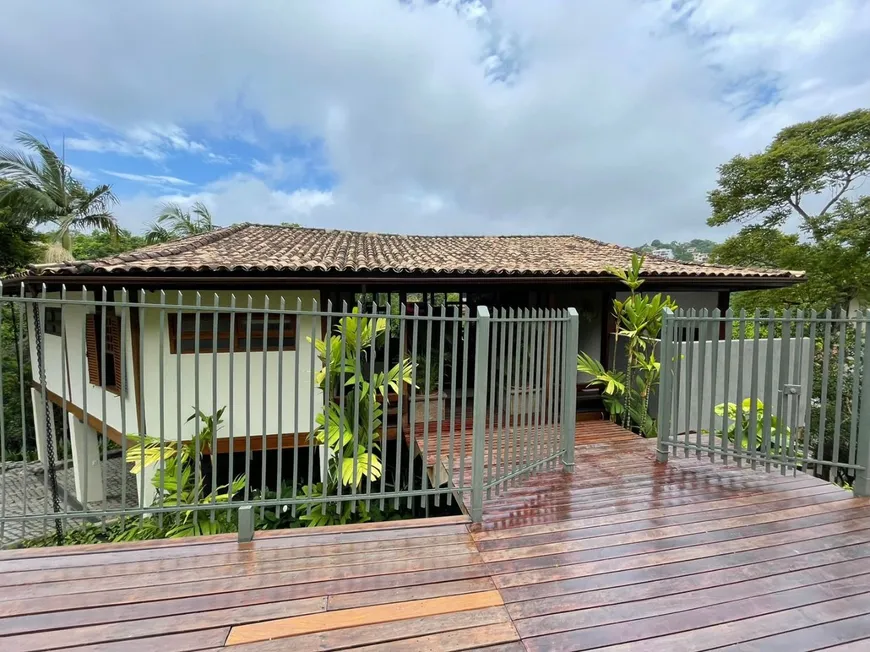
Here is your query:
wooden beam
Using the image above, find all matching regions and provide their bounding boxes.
[31,381,400,453]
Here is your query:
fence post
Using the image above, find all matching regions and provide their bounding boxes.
[854,311,870,497]
[656,308,674,464]
[561,308,579,472]
[470,306,491,522]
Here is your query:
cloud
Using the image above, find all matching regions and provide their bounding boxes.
[0,1,868,243]
[116,174,333,232]
[101,170,193,186]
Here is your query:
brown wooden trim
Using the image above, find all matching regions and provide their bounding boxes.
[30,381,398,453]
[718,291,730,339]
[167,311,298,354]
[11,273,806,293]
[32,381,126,445]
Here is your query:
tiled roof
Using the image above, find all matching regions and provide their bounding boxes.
[25,224,804,280]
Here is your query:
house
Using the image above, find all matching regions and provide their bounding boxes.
[6,225,803,506]
[692,251,710,263]
[650,247,675,259]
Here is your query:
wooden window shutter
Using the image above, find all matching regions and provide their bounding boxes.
[109,314,123,394]
[85,314,101,386]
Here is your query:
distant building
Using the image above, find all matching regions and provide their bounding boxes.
[692,252,709,263]
[651,248,675,260]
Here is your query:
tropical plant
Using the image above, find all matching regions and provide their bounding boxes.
[577,253,677,436]
[0,133,118,255]
[303,307,414,526]
[143,201,217,244]
[123,406,246,538]
[709,398,797,459]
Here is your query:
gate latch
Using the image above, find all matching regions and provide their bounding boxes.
[783,384,801,395]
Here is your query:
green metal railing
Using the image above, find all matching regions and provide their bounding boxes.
[657,308,870,496]
[0,284,578,545]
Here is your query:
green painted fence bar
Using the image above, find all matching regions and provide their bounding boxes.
[657,308,869,497]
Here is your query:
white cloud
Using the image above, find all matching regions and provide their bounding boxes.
[0,1,868,242]
[66,124,209,161]
[116,174,333,231]
[101,170,193,186]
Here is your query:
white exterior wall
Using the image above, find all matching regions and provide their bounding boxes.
[28,289,323,444]
[28,292,138,431]
[615,290,720,313]
[137,290,323,442]
[666,337,812,434]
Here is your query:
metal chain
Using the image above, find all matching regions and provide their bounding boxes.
[31,304,64,546]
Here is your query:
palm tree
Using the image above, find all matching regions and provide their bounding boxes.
[144,201,217,244]
[0,133,118,256]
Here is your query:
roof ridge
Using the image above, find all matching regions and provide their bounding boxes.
[246,224,601,239]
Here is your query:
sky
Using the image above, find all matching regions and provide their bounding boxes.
[1,0,869,246]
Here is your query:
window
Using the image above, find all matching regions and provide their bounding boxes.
[85,310,123,394]
[43,307,63,337]
[169,312,296,354]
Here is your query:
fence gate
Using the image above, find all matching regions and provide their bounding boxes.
[469,307,579,521]
[656,308,870,495]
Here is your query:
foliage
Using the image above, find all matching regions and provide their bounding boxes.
[122,407,246,539]
[710,398,797,459]
[708,110,870,315]
[707,109,870,241]
[143,201,217,244]
[1,304,34,461]
[71,229,146,261]
[306,307,414,525]
[0,133,118,254]
[638,239,716,263]
[712,198,870,314]
[0,190,41,274]
[578,254,676,437]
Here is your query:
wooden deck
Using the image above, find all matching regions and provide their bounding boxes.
[2,422,870,651]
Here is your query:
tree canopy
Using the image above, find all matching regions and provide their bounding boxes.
[709,110,870,313]
[0,133,119,254]
[144,201,217,244]
[708,109,870,243]
[71,229,147,261]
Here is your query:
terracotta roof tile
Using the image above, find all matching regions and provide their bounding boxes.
[26,224,804,280]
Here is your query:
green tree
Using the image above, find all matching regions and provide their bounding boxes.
[709,110,870,313]
[0,208,41,275]
[72,229,146,261]
[143,201,217,244]
[0,133,119,255]
[708,109,870,242]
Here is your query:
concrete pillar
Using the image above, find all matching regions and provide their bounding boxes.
[134,462,159,509]
[70,418,104,504]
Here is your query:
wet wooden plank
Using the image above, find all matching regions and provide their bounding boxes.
[0,597,325,651]
[508,540,870,619]
[489,508,870,582]
[523,578,870,651]
[225,591,504,645]
[515,559,870,639]
[326,577,496,611]
[0,563,493,619]
[714,613,870,651]
[53,628,230,652]
[500,526,870,603]
[349,622,520,651]
[214,607,512,651]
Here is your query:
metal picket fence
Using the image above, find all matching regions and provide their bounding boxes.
[0,284,578,545]
[656,308,870,496]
